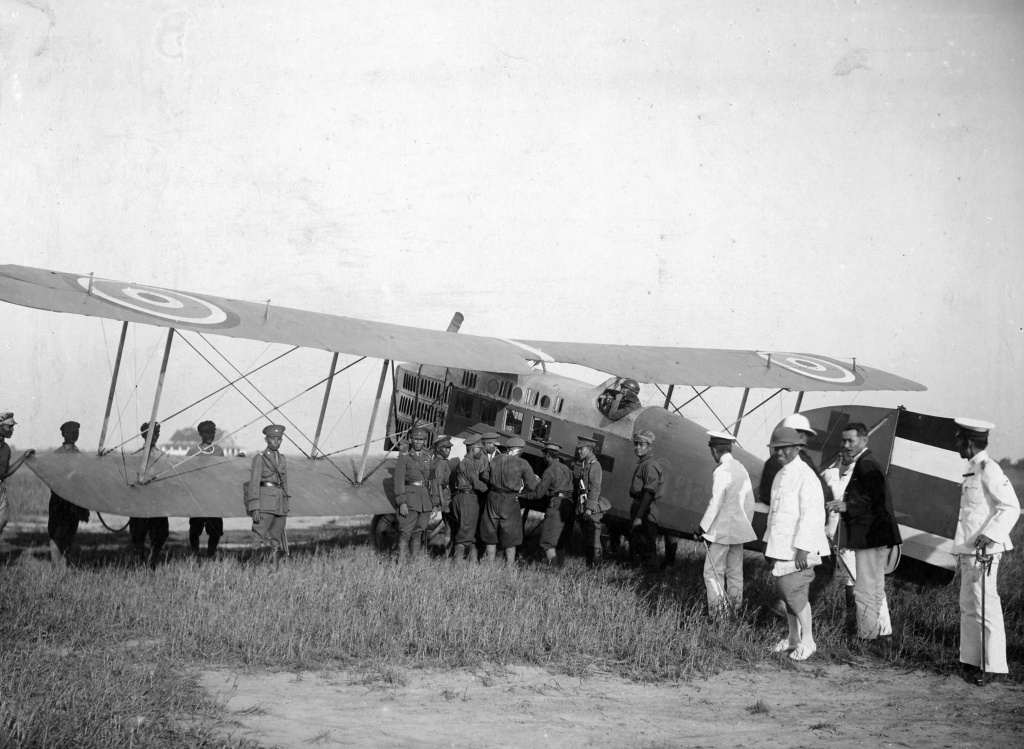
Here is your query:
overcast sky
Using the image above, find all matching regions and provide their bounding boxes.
[1,1,1021,460]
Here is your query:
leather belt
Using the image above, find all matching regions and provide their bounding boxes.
[552,492,571,498]
[259,481,280,487]
[406,481,425,486]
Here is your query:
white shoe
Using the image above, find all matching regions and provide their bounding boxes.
[771,638,796,653]
[789,643,817,661]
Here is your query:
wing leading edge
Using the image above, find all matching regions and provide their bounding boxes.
[0,264,925,392]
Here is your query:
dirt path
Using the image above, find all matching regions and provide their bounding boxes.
[200,661,1024,748]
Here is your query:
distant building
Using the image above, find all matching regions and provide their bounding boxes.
[163,427,244,457]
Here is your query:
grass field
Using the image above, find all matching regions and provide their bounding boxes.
[1,467,1022,747]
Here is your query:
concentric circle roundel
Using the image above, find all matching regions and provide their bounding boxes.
[76,277,229,325]
[758,352,857,384]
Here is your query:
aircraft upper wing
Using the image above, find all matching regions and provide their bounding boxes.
[516,340,926,392]
[0,264,925,392]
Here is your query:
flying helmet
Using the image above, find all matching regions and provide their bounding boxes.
[619,378,640,396]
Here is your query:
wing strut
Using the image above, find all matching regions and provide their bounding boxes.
[357,359,390,483]
[140,328,175,481]
[732,388,750,438]
[311,352,340,459]
[794,391,804,413]
[97,321,128,456]
[662,384,674,410]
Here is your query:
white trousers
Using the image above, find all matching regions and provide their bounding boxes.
[853,547,892,639]
[704,542,745,607]
[959,553,1007,673]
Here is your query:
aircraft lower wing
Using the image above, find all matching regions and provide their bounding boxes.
[27,452,395,518]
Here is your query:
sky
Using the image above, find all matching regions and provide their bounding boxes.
[1,1,1022,460]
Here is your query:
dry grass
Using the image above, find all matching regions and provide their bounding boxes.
[0,465,1021,747]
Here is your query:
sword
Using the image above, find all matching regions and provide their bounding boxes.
[975,547,994,686]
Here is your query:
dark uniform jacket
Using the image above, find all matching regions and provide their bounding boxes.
[607,394,642,421]
[840,449,902,550]
[574,456,608,514]
[430,455,458,511]
[395,449,434,512]
[483,454,540,494]
[529,461,573,508]
[454,454,488,494]
[630,453,665,523]
[247,449,290,515]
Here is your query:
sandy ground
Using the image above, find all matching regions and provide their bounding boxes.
[200,661,1024,749]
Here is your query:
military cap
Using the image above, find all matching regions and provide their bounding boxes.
[464,434,482,446]
[410,427,429,438]
[955,418,995,438]
[633,430,656,445]
[197,420,217,433]
[481,431,500,441]
[577,436,598,448]
[768,426,802,448]
[706,430,737,447]
[262,424,286,437]
[0,412,17,426]
[433,435,453,449]
[507,436,526,448]
[542,442,562,453]
[60,420,81,432]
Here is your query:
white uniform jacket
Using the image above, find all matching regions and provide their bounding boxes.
[952,450,1020,554]
[699,453,757,545]
[763,458,830,561]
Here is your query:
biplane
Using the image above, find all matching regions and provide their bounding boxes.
[0,263,946,570]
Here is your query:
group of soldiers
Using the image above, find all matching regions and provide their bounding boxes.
[0,413,292,567]
[392,426,664,568]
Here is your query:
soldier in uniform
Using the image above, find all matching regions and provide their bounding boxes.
[246,424,290,560]
[480,436,539,563]
[129,421,170,567]
[695,431,756,609]
[952,418,1020,685]
[430,435,457,552]
[629,429,664,568]
[187,420,225,558]
[605,379,643,421]
[0,411,35,541]
[47,421,90,566]
[450,435,488,561]
[393,426,435,560]
[574,436,608,565]
[527,442,574,566]
[480,431,501,464]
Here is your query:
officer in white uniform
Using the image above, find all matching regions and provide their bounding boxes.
[696,431,756,609]
[953,418,1020,684]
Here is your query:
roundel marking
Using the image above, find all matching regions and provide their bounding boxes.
[77,277,228,325]
[758,352,857,384]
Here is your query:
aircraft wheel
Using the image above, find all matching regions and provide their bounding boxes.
[370,514,399,552]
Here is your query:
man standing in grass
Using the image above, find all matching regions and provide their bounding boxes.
[0,412,35,542]
[695,431,756,610]
[575,436,607,566]
[128,421,170,567]
[430,435,456,552]
[47,420,90,566]
[629,430,663,569]
[186,420,225,559]
[480,436,539,564]
[952,418,1020,685]
[825,422,902,642]
[393,426,434,560]
[763,425,830,662]
[247,424,291,561]
[450,435,487,561]
[529,441,574,566]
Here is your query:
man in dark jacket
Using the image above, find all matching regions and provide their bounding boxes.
[826,422,902,640]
